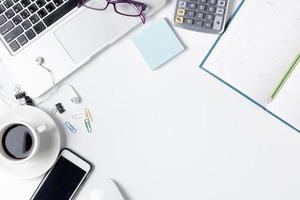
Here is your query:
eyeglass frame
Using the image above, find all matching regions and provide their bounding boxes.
[78,0,147,24]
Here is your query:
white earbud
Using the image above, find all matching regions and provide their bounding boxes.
[71,96,81,104]
[35,57,45,65]
[67,84,81,104]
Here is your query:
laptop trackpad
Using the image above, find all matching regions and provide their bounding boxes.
[55,9,121,63]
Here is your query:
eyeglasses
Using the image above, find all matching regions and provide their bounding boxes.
[79,0,147,24]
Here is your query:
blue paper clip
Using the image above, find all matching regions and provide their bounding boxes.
[84,119,92,133]
[85,108,93,122]
[65,121,77,133]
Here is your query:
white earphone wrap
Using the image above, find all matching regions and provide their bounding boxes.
[35,57,81,104]
[0,57,82,107]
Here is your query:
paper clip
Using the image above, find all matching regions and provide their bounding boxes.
[51,103,66,115]
[65,121,77,133]
[84,119,92,133]
[72,113,84,120]
[55,103,66,114]
[14,84,22,93]
[51,107,58,115]
[85,108,93,122]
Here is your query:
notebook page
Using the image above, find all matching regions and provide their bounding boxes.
[267,63,300,128]
[202,0,300,106]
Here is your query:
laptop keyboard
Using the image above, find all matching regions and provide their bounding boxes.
[0,0,79,53]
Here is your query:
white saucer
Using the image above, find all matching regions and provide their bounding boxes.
[0,106,61,179]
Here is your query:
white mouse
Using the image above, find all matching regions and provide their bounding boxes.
[90,189,104,200]
[89,179,125,200]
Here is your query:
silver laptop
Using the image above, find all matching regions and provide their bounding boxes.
[0,0,166,96]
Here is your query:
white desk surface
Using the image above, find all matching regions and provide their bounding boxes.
[1,1,300,200]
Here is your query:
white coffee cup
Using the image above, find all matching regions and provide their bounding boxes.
[0,120,47,164]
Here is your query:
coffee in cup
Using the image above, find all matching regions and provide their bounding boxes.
[0,121,47,164]
[2,124,34,159]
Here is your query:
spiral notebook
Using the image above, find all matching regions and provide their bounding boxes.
[200,0,300,132]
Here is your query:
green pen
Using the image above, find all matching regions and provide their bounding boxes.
[269,53,300,103]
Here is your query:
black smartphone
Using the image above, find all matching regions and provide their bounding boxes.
[30,148,92,200]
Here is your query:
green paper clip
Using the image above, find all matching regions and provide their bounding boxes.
[84,119,92,133]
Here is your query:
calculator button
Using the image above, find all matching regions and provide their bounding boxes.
[208,0,216,5]
[177,9,185,16]
[195,20,203,26]
[196,12,205,19]
[187,3,196,9]
[216,8,224,15]
[217,0,226,7]
[204,22,212,29]
[199,0,207,3]
[186,11,195,17]
[175,16,184,24]
[207,6,215,13]
[213,15,223,30]
[178,1,187,8]
[197,4,205,11]
[206,14,214,21]
[185,18,194,25]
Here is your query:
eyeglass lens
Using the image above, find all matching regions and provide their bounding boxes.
[82,0,143,16]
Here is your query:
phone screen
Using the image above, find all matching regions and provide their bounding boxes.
[32,156,87,200]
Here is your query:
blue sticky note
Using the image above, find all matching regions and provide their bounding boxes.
[132,19,185,70]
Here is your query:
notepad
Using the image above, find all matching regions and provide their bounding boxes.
[200,0,300,132]
[132,18,185,70]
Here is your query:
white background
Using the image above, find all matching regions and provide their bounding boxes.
[1,1,300,200]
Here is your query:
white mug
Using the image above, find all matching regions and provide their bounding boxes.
[0,120,47,164]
